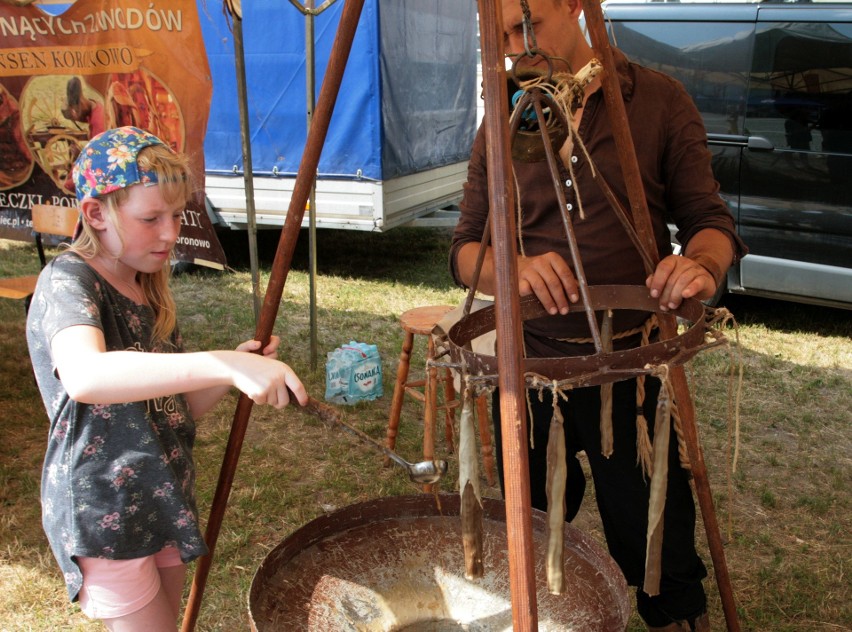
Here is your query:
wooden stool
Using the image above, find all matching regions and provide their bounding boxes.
[384,305,496,488]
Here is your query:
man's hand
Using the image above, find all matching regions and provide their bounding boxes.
[646,254,718,311]
[646,228,733,311]
[518,252,579,315]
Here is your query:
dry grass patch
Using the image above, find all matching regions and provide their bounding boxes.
[0,228,849,631]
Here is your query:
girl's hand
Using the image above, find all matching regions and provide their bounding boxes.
[227,337,306,409]
[226,351,307,409]
[235,335,280,358]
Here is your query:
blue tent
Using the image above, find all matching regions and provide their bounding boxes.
[199,0,478,183]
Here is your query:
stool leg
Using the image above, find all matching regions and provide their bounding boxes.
[422,344,438,493]
[385,330,414,467]
[476,394,497,487]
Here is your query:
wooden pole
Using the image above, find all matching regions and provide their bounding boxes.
[230,12,262,325]
[581,2,740,629]
[305,0,319,372]
[180,0,366,628]
[477,0,538,629]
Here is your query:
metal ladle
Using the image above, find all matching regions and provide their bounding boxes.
[293,395,449,485]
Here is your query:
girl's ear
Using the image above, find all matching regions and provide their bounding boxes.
[79,198,108,230]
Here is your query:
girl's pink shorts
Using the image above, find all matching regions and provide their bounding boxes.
[76,546,184,619]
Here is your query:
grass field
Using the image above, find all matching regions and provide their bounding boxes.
[1,226,849,631]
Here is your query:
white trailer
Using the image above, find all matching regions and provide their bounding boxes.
[198,0,478,233]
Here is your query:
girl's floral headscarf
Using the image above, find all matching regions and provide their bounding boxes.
[72,126,171,202]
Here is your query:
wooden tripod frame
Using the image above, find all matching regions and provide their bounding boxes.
[182,0,739,630]
[476,0,741,629]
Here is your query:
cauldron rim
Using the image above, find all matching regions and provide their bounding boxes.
[248,493,630,631]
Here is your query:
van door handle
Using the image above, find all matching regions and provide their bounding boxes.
[708,134,748,146]
[746,136,774,151]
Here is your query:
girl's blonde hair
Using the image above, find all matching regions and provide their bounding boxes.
[71,144,195,344]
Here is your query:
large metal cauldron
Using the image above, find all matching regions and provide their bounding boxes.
[249,494,629,631]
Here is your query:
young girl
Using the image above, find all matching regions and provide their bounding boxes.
[26,126,307,631]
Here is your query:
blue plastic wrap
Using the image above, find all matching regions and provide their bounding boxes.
[325,341,383,405]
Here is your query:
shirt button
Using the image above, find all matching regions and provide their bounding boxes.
[565,179,573,187]
[566,203,573,211]
[571,155,578,164]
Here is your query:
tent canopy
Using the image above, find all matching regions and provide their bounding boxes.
[199,0,477,181]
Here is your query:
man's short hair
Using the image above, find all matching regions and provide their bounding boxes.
[66,76,82,108]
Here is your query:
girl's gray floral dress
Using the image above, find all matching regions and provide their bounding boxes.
[26,252,208,601]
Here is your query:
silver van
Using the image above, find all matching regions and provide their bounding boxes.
[601,2,852,309]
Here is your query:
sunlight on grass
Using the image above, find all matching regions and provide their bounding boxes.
[1,229,850,631]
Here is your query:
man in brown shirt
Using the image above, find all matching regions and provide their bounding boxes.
[450,0,747,630]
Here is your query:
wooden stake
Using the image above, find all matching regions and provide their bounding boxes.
[476,0,538,629]
[581,1,740,629]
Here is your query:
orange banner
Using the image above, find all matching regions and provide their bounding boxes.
[0,44,153,78]
[0,0,225,268]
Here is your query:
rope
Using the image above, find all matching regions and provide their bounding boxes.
[644,363,691,474]
[510,60,600,249]
[671,397,691,472]
[513,60,602,224]
[526,375,571,450]
[706,306,744,540]
[551,312,657,345]
[519,0,538,55]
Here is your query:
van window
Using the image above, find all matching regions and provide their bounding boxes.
[604,5,852,308]
[608,20,754,134]
[744,21,852,154]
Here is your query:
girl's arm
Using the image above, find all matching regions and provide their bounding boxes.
[50,325,307,411]
[182,337,284,418]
